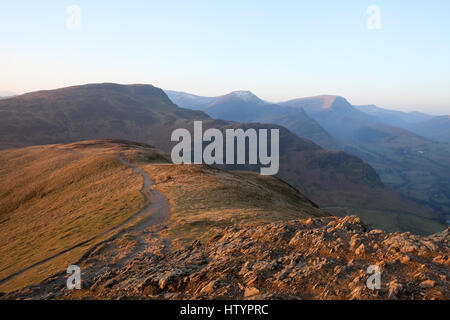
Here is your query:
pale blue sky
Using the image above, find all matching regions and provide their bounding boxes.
[1,1,449,114]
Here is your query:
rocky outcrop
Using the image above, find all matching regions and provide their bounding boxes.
[3,216,449,300]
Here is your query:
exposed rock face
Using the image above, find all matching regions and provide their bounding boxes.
[3,216,449,300]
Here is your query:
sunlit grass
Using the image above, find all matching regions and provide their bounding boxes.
[143,164,326,243]
[0,141,168,292]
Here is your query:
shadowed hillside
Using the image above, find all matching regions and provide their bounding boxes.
[406,116,450,143]
[0,83,209,150]
[355,104,433,129]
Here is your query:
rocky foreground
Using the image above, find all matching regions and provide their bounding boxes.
[3,216,449,300]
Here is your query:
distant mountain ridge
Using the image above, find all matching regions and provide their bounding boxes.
[405,116,450,143]
[355,104,433,127]
[355,104,449,143]
[165,90,339,150]
[164,90,216,110]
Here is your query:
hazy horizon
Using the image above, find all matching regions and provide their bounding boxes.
[2,83,446,116]
[1,1,450,114]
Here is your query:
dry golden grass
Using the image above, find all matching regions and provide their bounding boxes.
[143,164,326,242]
[0,140,169,292]
[0,139,325,292]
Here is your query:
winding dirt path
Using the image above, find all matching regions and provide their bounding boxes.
[110,157,170,232]
[0,156,170,286]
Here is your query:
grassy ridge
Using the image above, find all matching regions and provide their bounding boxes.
[0,140,327,292]
[143,164,326,243]
[0,143,149,291]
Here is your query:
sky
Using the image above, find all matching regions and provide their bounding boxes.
[1,0,449,114]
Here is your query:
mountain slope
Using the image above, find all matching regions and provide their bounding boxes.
[0,83,210,150]
[165,90,338,150]
[355,104,433,128]
[1,142,447,299]
[0,140,170,292]
[406,116,450,143]
[0,83,443,235]
[167,89,446,233]
[0,139,326,292]
[164,90,216,110]
[280,95,450,225]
